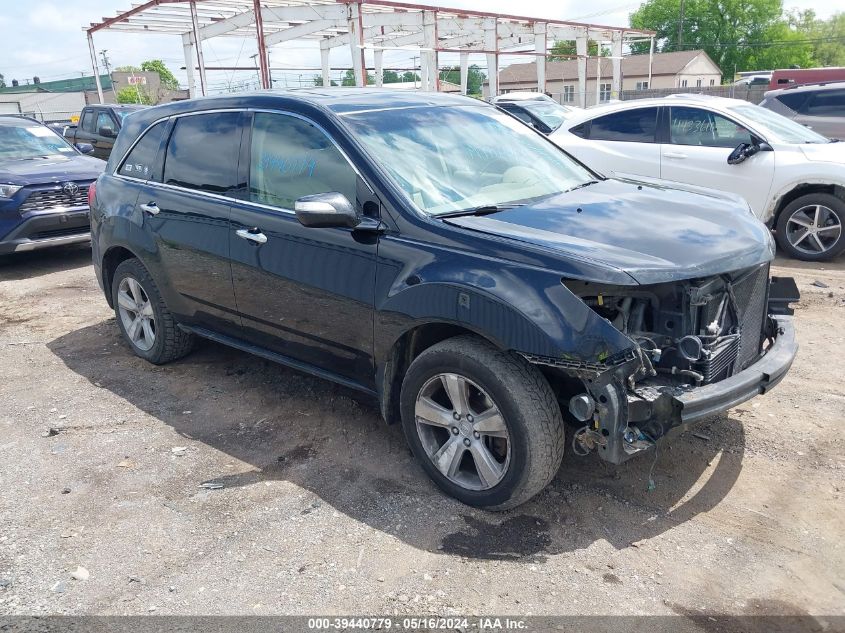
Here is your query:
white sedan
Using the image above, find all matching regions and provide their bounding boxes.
[550,95,845,261]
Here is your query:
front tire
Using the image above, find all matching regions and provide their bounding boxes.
[111,258,194,364]
[400,336,565,510]
[775,193,845,261]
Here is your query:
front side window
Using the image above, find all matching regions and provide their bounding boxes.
[669,107,753,148]
[589,108,658,143]
[249,113,357,210]
[162,112,243,195]
[118,120,167,180]
[500,105,533,125]
[341,105,594,216]
[96,112,115,134]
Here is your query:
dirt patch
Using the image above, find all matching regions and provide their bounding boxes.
[0,245,843,616]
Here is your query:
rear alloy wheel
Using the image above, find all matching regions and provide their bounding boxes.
[117,276,156,352]
[776,193,845,261]
[400,335,565,510]
[111,258,194,364]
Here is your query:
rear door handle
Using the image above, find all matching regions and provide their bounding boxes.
[236,228,268,244]
[663,152,688,159]
[140,202,159,215]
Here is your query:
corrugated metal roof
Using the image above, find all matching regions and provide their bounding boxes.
[0,75,113,94]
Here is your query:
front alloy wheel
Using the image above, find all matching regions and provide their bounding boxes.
[776,193,845,261]
[415,373,510,491]
[400,335,565,510]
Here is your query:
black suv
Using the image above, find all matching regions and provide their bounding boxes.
[90,89,798,510]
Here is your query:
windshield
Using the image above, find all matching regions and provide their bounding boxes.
[342,105,594,216]
[0,123,76,161]
[520,101,573,130]
[730,103,830,144]
[115,107,144,120]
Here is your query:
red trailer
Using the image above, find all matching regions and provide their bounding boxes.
[770,67,845,90]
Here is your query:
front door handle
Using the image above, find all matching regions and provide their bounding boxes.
[663,151,688,159]
[235,228,268,244]
[140,201,159,215]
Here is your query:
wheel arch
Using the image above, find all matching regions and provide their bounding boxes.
[770,182,845,227]
[101,245,142,308]
[376,322,503,425]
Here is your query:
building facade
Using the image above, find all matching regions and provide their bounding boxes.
[487,50,722,106]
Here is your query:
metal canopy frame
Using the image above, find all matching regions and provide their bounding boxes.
[85,0,654,106]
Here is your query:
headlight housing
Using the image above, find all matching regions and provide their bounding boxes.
[0,184,22,199]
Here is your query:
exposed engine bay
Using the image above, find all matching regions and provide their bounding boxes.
[547,263,796,465]
[565,262,772,388]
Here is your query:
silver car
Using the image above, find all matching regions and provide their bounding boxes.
[759,82,845,140]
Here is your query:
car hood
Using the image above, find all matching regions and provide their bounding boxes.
[0,154,105,185]
[442,179,774,285]
[799,143,845,164]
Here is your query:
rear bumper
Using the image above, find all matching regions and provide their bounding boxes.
[0,209,90,255]
[674,315,797,423]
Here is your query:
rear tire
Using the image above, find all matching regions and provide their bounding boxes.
[111,258,194,364]
[400,335,565,510]
[775,193,845,261]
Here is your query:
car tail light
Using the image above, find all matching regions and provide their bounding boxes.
[87,182,96,208]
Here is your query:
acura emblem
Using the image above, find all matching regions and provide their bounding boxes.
[62,182,80,197]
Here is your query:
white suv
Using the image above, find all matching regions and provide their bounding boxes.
[550,95,845,260]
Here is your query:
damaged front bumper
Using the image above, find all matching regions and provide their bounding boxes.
[673,315,796,424]
[525,314,797,465]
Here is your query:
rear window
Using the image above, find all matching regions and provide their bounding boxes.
[118,121,167,180]
[588,108,658,143]
[162,112,244,196]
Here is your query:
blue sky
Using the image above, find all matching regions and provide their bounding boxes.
[0,0,835,92]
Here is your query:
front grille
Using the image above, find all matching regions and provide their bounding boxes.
[733,263,770,370]
[20,185,89,213]
[28,226,90,241]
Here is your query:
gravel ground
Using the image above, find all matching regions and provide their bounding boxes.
[0,244,843,619]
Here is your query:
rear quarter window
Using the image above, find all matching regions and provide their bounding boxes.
[775,92,810,113]
[118,121,167,181]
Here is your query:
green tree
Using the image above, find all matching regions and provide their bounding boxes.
[114,65,141,72]
[549,40,608,60]
[311,74,339,86]
[438,64,486,95]
[0,73,5,89]
[340,69,375,85]
[629,0,812,73]
[116,85,153,105]
[140,59,179,90]
[802,11,845,66]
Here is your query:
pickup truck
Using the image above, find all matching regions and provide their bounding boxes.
[64,104,146,160]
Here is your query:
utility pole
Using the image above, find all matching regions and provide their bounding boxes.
[677,0,685,51]
[99,49,111,76]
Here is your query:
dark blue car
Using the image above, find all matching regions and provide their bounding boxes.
[0,116,103,255]
[90,89,798,509]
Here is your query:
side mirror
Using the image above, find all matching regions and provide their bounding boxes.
[98,126,116,138]
[75,142,94,154]
[727,142,754,165]
[295,192,359,228]
[728,140,773,165]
